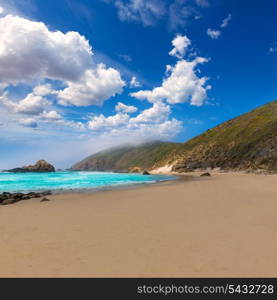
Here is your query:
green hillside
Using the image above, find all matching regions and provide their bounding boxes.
[71,100,277,173]
[71,141,180,172]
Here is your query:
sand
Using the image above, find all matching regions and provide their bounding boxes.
[0,172,277,277]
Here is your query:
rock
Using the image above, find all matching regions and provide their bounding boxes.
[2,192,12,197]
[0,194,9,202]
[40,197,50,202]
[200,172,211,177]
[5,160,55,173]
[27,192,41,198]
[0,190,52,204]
[2,199,18,205]
[11,193,24,200]
[128,166,143,173]
[171,163,194,173]
[41,190,52,196]
[142,170,150,175]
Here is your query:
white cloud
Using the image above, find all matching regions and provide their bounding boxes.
[0,14,125,107]
[103,0,209,30]
[207,28,221,39]
[0,6,3,14]
[130,76,141,87]
[88,102,182,139]
[19,118,38,128]
[168,0,205,31]
[56,64,125,106]
[115,102,138,113]
[106,118,182,140]
[40,110,62,121]
[33,84,52,96]
[88,113,130,130]
[130,102,170,123]
[0,15,93,84]
[206,14,231,40]
[220,13,232,28]
[131,57,210,106]
[169,34,191,59]
[114,0,166,26]
[1,92,49,115]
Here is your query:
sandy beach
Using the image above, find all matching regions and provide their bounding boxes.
[0,172,277,277]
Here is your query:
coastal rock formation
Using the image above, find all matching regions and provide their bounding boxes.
[0,191,52,205]
[71,100,277,174]
[171,163,194,173]
[41,198,50,202]
[5,160,55,173]
[200,172,211,177]
[129,166,143,173]
[142,170,150,175]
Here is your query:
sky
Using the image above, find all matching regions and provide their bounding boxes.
[0,0,277,169]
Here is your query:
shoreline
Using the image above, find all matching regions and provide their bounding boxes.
[1,169,274,203]
[0,173,181,196]
[1,172,277,277]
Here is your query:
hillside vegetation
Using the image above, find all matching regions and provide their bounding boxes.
[71,141,179,172]
[71,100,277,173]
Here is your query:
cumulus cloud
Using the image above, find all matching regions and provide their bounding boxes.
[40,110,62,121]
[207,28,221,39]
[130,102,170,123]
[0,6,3,14]
[56,64,125,106]
[33,84,53,96]
[0,15,93,84]
[115,102,138,113]
[19,118,38,128]
[130,76,141,87]
[1,92,49,115]
[88,102,182,139]
[169,34,191,59]
[131,57,210,106]
[88,113,130,131]
[0,14,125,107]
[220,13,232,28]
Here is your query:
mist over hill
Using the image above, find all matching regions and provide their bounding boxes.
[71,100,277,173]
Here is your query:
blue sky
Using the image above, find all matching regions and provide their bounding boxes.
[0,0,277,169]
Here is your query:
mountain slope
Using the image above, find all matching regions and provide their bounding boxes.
[71,141,179,172]
[170,100,277,172]
[72,100,277,173]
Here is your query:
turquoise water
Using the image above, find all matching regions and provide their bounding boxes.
[0,171,175,192]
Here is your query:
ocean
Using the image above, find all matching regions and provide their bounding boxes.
[0,171,176,192]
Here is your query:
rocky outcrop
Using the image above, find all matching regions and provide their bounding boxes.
[41,197,50,202]
[200,172,211,177]
[142,170,150,175]
[129,166,143,173]
[171,163,194,173]
[0,191,52,205]
[5,160,55,173]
